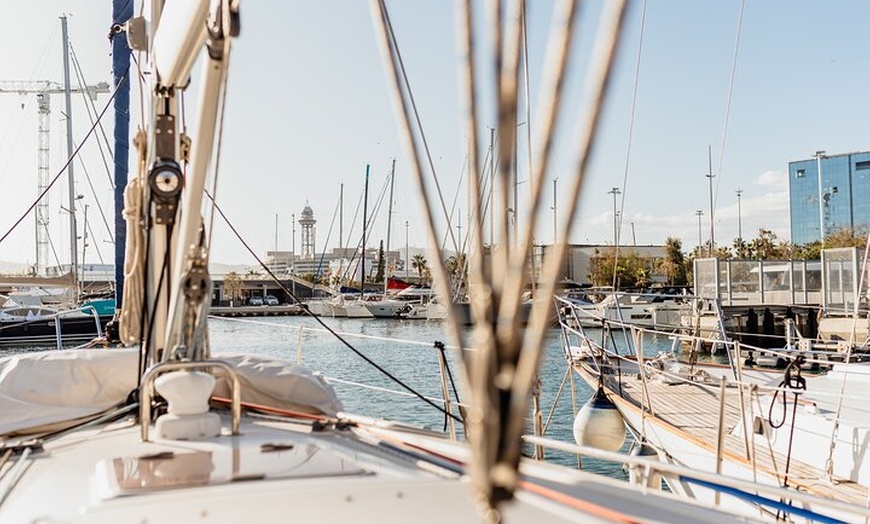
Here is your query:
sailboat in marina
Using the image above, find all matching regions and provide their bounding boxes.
[0,16,121,347]
[556,250,870,523]
[4,2,869,523]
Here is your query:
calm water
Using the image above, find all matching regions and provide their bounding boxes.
[1,315,683,479]
[208,315,639,477]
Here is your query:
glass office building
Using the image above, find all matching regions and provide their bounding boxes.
[789,151,870,245]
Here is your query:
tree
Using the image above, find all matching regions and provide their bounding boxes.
[223,271,243,306]
[411,254,428,279]
[659,237,688,286]
[732,237,752,259]
[375,240,385,283]
[748,229,785,259]
[588,248,653,289]
[446,252,468,294]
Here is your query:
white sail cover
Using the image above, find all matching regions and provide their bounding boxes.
[0,348,139,436]
[0,349,342,437]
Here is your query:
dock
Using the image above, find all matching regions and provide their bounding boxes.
[210,305,304,317]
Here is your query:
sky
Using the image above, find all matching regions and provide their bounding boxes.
[0,1,868,269]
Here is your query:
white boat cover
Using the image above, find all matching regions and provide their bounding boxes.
[0,348,139,437]
[0,349,342,438]
[211,352,343,416]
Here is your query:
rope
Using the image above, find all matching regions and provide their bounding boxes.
[435,340,463,405]
[434,340,464,431]
[713,0,746,211]
[611,0,647,285]
[119,177,144,345]
[382,1,460,256]
[210,304,467,351]
[764,358,805,520]
[0,81,120,247]
[323,376,469,409]
[542,366,571,435]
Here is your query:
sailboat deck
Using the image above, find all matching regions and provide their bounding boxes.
[575,363,870,506]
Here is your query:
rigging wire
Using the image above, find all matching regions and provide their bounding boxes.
[204,189,463,424]
[823,235,870,479]
[611,0,647,289]
[0,80,120,248]
[382,4,460,256]
[69,42,115,186]
[313,197,341,283]
[76,151,115,243]
[713,0,746,213]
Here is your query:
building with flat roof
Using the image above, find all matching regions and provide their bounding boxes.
[788,150,870,245]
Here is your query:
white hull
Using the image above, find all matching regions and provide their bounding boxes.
[304,299,373,318]
[0,349,750,524]
[363,299,409,318]
[572,360,870,523]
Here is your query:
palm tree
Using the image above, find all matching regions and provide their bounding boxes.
[411,254,428,279]
[660,237,687,285]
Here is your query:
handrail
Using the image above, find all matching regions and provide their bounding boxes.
[52,305,104,350]
[139,359,241,441]
[521,434,870,521]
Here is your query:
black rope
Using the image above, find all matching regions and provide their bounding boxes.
[136,216,153,387]
[142,225,173,365]
[434,340,464,432]
[767,356,806,520]
[0,77,122,248]
[767,356,806,429]
[204,190,462,424]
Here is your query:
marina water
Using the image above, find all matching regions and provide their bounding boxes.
[1,317,684,479]
[209,316,638,478]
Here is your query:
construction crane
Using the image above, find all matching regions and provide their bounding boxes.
[0,79,110,275]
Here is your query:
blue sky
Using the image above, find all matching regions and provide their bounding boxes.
[0,1,867,268]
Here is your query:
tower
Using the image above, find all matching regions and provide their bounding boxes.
[299,203,316,260]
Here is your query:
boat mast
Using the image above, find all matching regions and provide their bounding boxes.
[361,164,369,294]
[339,182,344,252]
[60,16,79,302]
[384,158,396,295]
[111,0,132,310]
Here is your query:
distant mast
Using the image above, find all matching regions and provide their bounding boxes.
[111,0,133,309]
[383,158,396,295]
[361,164,370,293]
[60,16,79,301]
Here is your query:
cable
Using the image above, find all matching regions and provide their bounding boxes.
[434,340,464,432]
[713,0,746,210]
[612,0,648,288]
[204,190,462,424]
[0,81,120,248]
[69,42,115,187]
[76,149,115,243]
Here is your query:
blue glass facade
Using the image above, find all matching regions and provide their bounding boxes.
[788,151,870,245]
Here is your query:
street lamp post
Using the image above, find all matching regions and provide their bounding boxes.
[814,150,827,245]
[696,210,704,252]
[735,189,743,242]
[706,146,715,257]
[608,187,621,246]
